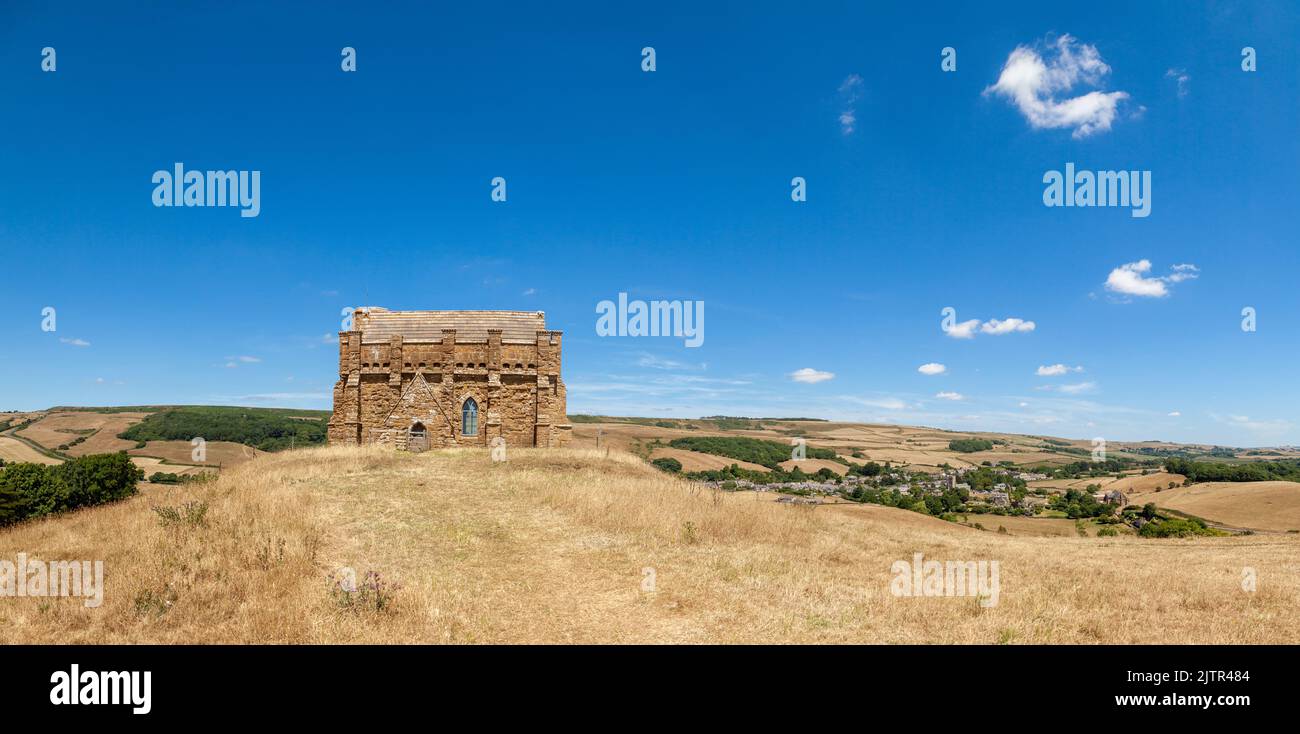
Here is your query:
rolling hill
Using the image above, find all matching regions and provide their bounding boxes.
[1,444,1297,644]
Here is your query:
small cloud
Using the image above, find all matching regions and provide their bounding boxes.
[984,34,1130,139]
[522,288,537,296]
[230,392,330,403]
[1018,401,1030,408]
[1166,263,1200,283]
[1165,67,1190,98]
[838,74,864,135]
[1213,413,1292,436]
[943,319,981,339]
[790,367,835,384]
[1036,364,1083,376]
[981,318,1036,335]
[59,337,90,347]
[319,333,337,345]
[1105,260,1198,299]
[95,377,105,384]
[637,353,706,371]
[225,355,261,364]
[1058,381,1096,394]
[935,391,964,401]
[945,317,1034,338]
[1168,411,1181,417]
[917,362,947,376]
[847,396,907,411]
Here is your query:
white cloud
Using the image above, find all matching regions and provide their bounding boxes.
[944,317,1035,338]
[1058,381,1096,394]
[226,355,261,364]
[789,367,835,384]
[1018,401,1030,408]
[846,396,907,411]
[1037,363,1083,376]
[1213,413,1292,437]
[984,34,1129,139]
[59,337,90,347]
[917,362,947,376]
[943,319,981,339]
[935,391,964,401]
[1165,67,1190,98]
[981,318,1036,335]
[1104,259,1199,298]
[1166,263,1200,283]
[838,74,864,135]
[1167,411,1181,417]
[522,288,537,296]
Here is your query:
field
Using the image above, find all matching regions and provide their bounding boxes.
[1028,471,1186,494]
[0,436,62,465]
[569,419,1158,471]
[129,440,264,467]
[2,444,1297,644]
[1142,481,1300,533]
[15,410,149,456]
[1,407,302,473]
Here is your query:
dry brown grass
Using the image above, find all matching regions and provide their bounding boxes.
[0,436,61,465]
[129,439,263,468]
[16,411,147,456]
[2,445,1298,644]
[1143,481,1300,533]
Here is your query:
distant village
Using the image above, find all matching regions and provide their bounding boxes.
[702,464,1129,516]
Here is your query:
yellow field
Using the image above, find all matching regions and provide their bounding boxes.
[14,411,148,456]
[1142,481,1300,533]
[129,440,263,468]
[0,436,62,466]
[1029,472,1186,494]
[1,445,1296,644]
[647,446,768,473]
[570,419,1160,473]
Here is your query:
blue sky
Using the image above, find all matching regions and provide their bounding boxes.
[1,2,1297,446]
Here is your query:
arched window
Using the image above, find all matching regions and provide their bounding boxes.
[462,398,479,436]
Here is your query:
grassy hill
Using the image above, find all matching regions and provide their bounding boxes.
[2,444,1298,644]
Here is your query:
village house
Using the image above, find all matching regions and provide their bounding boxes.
[328,308,572,450]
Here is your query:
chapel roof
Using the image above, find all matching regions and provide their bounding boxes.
[352,308,550,344]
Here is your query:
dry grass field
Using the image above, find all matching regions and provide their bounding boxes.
[8,410,265,471]
[14,411,147,456]
[2,445,1296,644]
[0,436,62,466]
[570,419,1157,473]
[1142,481,1300,533]
[646,446,768,473]
[1029,472,1186,494]
[129,440,263,468]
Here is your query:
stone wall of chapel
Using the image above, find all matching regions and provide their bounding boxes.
[328,323,570,449]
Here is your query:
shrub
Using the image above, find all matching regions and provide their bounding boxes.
[651,457,683,473]
[949,438,994,453]
[0,452,142,526]
[151,500,209,527]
